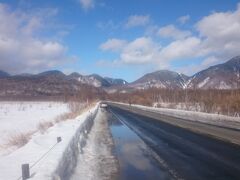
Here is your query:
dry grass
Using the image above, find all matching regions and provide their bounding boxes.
[6,132,34,148]
[37,121,54,134]
[55,101,96,123]
[37,101,96,134]
[3,101,96,150]
[109,89,240,116]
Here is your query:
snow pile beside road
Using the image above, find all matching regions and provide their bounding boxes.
[53,106,98,180]
[70,110,118,180]
[111,102,240,130]
[138,105,240,130]
[0,103,98,180]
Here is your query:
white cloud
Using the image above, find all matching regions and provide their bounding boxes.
[176,56,221,75]
[79,0,95,11]
[99,3,240,75]
[99,36,202,69]
[158,25,191,40]
[125,15,150,28]
[120,37,161,64]
[0,3,69,74]
[100,38,127,52]
[159,37,202,61]
[196,3,240,60]
[177,15,190,24]
[201,56,219,67]
[171,6,240,75]
[197,7,240,41]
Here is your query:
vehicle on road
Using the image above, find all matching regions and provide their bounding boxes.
[100,103,108,108]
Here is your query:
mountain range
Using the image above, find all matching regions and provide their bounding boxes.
[107,56,240,92]
[0,56,239,98]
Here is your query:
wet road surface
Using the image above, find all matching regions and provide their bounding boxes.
[108,110,172,180]
[108,106,240,180]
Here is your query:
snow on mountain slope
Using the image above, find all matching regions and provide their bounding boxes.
[0,56,239,92]
[197,77,210,88]
[187,56,240,89]
[128,56,240,90]
[130,70,189,89]
[68,73,127,87]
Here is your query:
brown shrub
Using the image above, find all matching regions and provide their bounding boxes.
[55,101,96,123]
[6,132,33,147]
[107,89,240,116]
[37,121,54,134]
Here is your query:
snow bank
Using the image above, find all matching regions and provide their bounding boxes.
[52,107,98,180]
[110,102,240,130]
[0,103,98,180]
[70,110,118,180]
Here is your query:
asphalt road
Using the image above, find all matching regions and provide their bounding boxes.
[108,105,240,180]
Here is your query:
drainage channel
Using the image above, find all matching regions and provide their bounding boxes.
[108,109,172,180]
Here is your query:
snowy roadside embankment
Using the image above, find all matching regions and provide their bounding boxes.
[0,103,98,180]
[70,109,118,180]
[109,102,240,130]
[0,101,69,150]
[52,105,98,180]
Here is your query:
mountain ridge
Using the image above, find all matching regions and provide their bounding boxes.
[130,70,189,89]
[0,56,239,96]
[187,56,240,89]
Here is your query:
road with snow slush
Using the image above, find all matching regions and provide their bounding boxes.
[107,104,240,180]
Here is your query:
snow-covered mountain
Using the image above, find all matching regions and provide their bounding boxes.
[68,73,111,87]
[0,56,239,98]
[0,70,106,98]
[68,73,127,87]
[0,70,128,97]
[187,56,240,89]
[122,56,240,90]
[130,70,189,89]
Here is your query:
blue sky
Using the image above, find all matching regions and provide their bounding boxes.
[0,0,240,82]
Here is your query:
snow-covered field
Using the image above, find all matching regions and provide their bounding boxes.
[0,101,69,151]
[0,101,98,180]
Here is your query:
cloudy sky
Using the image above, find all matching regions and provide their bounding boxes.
[0,0,240,81]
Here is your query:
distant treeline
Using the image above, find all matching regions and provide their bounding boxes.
[107,89,240,116]
[0,84,107,103]
[1,85,239,116]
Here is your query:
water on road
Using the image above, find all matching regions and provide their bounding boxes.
[109,106,240,180]
[109,110,173,180]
